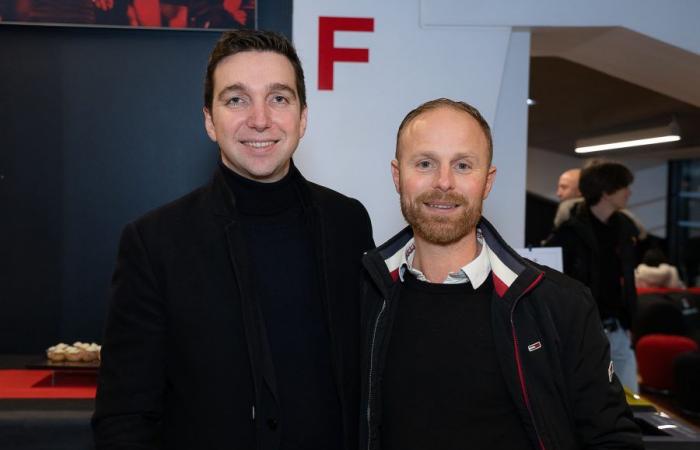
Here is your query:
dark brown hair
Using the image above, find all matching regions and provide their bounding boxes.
[204,30,306,111]
[579,160,634,205]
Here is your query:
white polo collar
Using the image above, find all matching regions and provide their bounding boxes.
[398,229,491,287]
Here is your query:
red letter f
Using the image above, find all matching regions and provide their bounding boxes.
[318,16,375,90]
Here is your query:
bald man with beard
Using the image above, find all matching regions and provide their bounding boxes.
[358,98,642,450]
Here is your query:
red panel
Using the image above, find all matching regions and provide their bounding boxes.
[0,370,96,399]
[637,287,700,295]
[492,273,508,297]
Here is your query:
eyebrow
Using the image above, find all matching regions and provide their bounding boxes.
[412,151,478,161]
[268,83,298,99]
[217,83,245,101]
[216,83,298,101]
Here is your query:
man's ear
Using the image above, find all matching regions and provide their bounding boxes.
[203,107,217,142]
[483,165,497,199]
[299,106,308,139]
[391,159,401,194]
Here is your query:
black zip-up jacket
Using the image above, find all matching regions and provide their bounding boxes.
[93,164,374,450]
[360,218,643,450]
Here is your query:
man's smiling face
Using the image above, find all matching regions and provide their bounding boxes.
[392,106,496,245]
[204,51,307,182]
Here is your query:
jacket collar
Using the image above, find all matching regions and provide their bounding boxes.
[366,217,544,299]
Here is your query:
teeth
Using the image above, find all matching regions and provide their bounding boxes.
[428,204,456,209]
[243,141,275,148]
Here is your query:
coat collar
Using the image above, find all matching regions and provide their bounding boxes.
[366,217,544,300]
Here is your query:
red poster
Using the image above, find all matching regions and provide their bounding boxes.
[0,0,256,30]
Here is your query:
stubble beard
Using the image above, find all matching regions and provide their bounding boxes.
[400,190,482,245]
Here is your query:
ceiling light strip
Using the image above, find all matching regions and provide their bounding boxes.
[575,135,680,154]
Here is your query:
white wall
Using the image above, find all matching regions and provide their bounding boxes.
[293,0,527,245]
[527,147,668,237]
[292,0,699,245]
[421,0,700,55]
[624,160,668,238]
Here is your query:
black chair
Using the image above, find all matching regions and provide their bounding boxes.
[665,292,700,344]
[633,297,687,345]
[673,351,700,416]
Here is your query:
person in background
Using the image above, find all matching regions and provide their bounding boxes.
[546,160,640,393]
[551,162,647,243]
[635,248,685,289]
[360,98,642,450]
[93,29,374,450]
[556,168,581,202]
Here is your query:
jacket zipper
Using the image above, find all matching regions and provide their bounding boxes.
[511,295,546,450]
[366,299,387,450]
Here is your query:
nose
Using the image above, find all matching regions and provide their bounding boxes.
[247,102,271,131]
[433,165,454,192]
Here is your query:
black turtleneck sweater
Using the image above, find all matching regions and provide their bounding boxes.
[220,162,341,450]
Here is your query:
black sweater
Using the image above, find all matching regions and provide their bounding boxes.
[381,272,530,450]
[222,163,341,450]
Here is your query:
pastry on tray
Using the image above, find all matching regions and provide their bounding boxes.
[46,345,66,362]
[65,346,82,362]
[46,341,101,363]
[86,342,102,361]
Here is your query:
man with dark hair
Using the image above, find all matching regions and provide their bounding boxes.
[578,161,634,206]
[203,28,306,112]
[546,160,640,393]
[551,161,646,240]
[360,99,642,450]
[93,29,374,450]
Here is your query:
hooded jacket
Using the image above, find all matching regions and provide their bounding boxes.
[360,218,642,450]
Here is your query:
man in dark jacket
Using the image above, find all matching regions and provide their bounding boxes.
[359,98,642,450]
[92,30,374,450]
[546,161,640,394]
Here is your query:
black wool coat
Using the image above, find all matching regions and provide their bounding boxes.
[92,166,375,450]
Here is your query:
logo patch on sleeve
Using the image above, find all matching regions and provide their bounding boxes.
[608,360,614,383]
[527,341,542,352]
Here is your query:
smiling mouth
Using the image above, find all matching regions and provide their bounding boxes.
[241,140,279,149]
[425,202,460,210]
